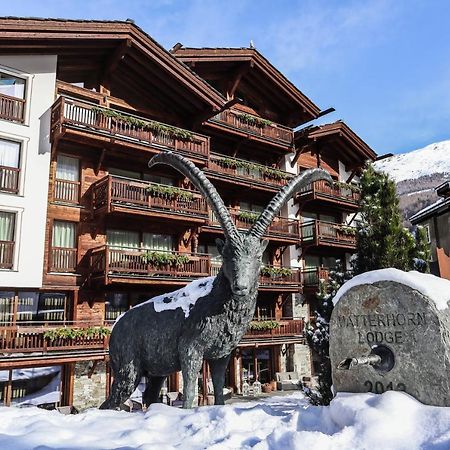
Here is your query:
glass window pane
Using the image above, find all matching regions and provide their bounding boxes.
[17,292,39,323]
[305,255,320,268]
[143,174,174,186]
[107,229,139,249]
[0,139,20,168]
[0,211,15,241]
[105,292,128,322]
[109,167,140,179]
[302,212,317,222]
[56,155,79,182]
[320,214,336,223]
[0,72,26,99]
[38,293,66,322]
[52,221,76,248]
[142,233,173,251]
[0,291,14,325]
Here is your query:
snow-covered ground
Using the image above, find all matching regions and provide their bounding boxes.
[0,391,449,449]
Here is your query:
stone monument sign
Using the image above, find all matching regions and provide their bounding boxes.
[330,269,450,407]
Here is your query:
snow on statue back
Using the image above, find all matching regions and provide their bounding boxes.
[330,269,450,407]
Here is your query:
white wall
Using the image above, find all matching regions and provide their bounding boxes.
[0,55,57,288]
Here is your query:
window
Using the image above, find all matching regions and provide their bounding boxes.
[0,71,26,123]
[0,211,15,269]
[142,233,173,251]
[239,202,264,214]
[424,224,431,244]
[0,72,26,99]
[143,174,174,186]
[107,229,140,249]
[37,293,67,322]
[50,221,77,272]
[0,291,14,324]
[55,155,80,203]
[0,138,21,193]
[105,292,128,322]
[16,292,39,323]
[109,167,140,179]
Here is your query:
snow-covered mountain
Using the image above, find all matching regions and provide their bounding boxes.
[374,140,450,226]
[374,140,450,183]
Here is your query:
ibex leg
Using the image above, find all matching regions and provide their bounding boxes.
[180,349,203,409]
[142,376,166,407]
[209,354,231,405]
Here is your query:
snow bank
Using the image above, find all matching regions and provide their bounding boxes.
[0,391,449,449]
[333,268,450,310]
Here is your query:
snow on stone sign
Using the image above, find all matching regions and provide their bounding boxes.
[329,269,450,407]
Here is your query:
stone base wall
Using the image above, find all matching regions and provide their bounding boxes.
[73,361,107,411]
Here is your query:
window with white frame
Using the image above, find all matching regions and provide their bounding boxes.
[0,138,21,194]
[0,72,26,100]
[0,211,15,269]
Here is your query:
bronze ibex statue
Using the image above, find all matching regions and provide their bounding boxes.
[100,152,331,409]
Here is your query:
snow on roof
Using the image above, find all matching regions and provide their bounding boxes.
[333,268,450,310]
[0,391,449,448]
[410,196,450,222]
[116,276,216,324]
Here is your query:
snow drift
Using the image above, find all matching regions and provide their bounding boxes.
[0,391,449,449]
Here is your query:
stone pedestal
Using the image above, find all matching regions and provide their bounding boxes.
[330,280,450,407]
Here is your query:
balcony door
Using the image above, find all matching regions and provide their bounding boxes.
[0,72,25,99]
[142,233,173,251]
[0,211,15,269]
[55,155,80,203]
[51,221,77,273]
[0,139,20,193]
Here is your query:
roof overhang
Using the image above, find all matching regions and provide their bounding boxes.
[294,121,377,169]
[172,47,321,127]
[0,17,226,120]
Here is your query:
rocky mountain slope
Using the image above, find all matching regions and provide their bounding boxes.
[374,140,450,226]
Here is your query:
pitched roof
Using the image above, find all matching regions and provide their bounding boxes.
[0,17,226,114]
[173,47,321,126]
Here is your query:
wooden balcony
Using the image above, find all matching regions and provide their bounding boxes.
[297,180,360,210]
[241,318,305,345]
[50,96,210,162]
[0,93,25,123]
[301,267,330,290]
[53,179,80,204]
[300,220,357,250]
[89,246,211,286]
[0,241,14,269]
[0,166,20,194]
[92,175,209,222]
[49,247,78,273]
[0,321,109,366]
[206,209,300,243]
[210,263,302,291]
[206,153,293,191]
[207,109,294,150]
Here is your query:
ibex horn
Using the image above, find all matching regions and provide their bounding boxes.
[148,152,239,240]
[249,168,333,239]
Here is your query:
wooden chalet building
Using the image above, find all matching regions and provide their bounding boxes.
[0,18,376,409]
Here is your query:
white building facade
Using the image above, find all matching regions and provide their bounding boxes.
[0,55,57,289]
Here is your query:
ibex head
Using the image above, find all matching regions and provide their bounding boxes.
[148,152,332,297]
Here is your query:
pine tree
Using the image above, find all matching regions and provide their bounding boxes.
[353,164,430,274]
[304,263,352,405]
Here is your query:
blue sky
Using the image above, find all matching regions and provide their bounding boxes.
[2,0,450,155]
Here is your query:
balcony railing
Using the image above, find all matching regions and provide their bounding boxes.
[0,321,109,356]
[0,241,14,269]
[90,246,211,283]
[49,247,78,273]
[51,96,210,160]
[210,262,302,289]
[300,220,357,248]
[298,180,360,206]
[243,319,304,339]
[301,267,330,288]
[0,166,20,194]
[209,109,294,146]
[0,93,25,123]
[92,176,208,219]
[207,153,292,188]
[208,209,299,241]
[53,178,80,204]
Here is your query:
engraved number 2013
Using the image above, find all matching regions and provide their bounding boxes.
[364,380,406,394]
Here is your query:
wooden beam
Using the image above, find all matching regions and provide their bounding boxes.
[226,62,252,100]
[101,38,132,84]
